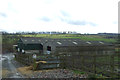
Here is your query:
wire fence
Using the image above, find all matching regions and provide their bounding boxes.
[14,52,120,78]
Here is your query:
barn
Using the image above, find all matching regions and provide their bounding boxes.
[17,37,58,54]
[17,37,44,54]
[17,37,115,55]
[43,39,115,55]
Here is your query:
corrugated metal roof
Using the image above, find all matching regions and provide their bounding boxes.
[57,42,62,45]
[19,37,113,46]
[86,41,92,44]
[73,42,78,45]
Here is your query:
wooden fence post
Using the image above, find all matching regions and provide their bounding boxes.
[33,58,37,70]
[110,55,114,77]
[72,54,74,69]
[63,54,66,69]
[81,55,84,71]
[93,54,96,75]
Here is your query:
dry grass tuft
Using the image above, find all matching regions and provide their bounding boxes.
[17,66,33,76]
[2,69,10,78]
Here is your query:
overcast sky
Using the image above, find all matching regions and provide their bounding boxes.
[0,0,119,33]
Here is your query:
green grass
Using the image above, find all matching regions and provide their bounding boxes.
[84,55,119,63]
[72,70,86,75]
[72,70,107,78]
[96,56,119,62]
[114,56,120,62]
[88,74,107,78]
[21,34,117,43]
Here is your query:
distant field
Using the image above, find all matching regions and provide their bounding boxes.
[21,34,117,43]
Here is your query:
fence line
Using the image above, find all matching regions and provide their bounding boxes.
[60,53,119,78]
[14,53,119,78]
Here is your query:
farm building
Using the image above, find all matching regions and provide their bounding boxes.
[43,39,115,55]
[17,37,58,54]
[17,37,44,54]
[16,37,115,55]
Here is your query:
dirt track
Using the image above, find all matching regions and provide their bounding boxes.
[2,53,24,78]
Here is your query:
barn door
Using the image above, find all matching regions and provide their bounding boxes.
[47,46,51,54]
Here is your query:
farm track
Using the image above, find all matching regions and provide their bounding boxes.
[2,54,24,78]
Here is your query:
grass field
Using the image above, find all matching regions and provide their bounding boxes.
[21,34,117,43]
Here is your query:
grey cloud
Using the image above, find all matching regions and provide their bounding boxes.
[88,22,97,26]
[68,20,97,26]
[0,13,7,17]
[59,12,97,26]
[37,17,51,22]
[61,18,97,26]
[60,10,70,17]
[67,20,87,25]
[113,21,117,24]
[41,17,51,22]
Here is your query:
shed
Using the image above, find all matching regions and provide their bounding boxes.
[17,37,44,54]
[43,39,115,55]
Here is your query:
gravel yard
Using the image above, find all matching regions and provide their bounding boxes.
[2,53,88,78]
[17,68,88,78]
[11,57,88,78]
